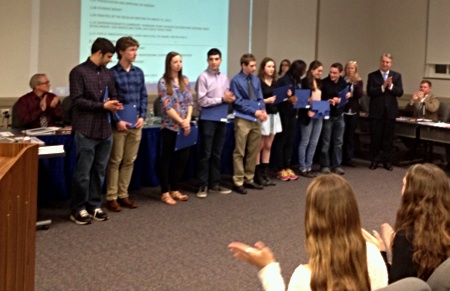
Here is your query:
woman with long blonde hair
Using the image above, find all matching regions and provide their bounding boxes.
[342,60,363,167]
[364,163,450,283]
[229,174,388,290]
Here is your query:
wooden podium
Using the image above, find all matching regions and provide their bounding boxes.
[0,143,38,291]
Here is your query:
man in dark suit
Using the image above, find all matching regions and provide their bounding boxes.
[367,53,403,171]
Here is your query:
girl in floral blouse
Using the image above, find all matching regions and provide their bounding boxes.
[158,51,193,205]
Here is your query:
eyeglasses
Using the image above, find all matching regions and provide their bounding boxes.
[39,81,50,85]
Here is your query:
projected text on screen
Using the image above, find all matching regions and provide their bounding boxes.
[80,0,229,89]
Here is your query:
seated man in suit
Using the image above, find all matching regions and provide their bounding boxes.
[17,74,63,129]
[404,80,439,120]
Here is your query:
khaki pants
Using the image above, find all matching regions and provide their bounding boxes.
[232,117,261,186]
[106,127,142,200]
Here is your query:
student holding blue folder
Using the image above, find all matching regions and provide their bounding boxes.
[274,60,306,181]
[319,63,350,176]
[106,36,147,212]
[254,57,280,186]
[158,52,193,205]
[195,48,235,198]
[230,53,267,195]
[298,61,324,178]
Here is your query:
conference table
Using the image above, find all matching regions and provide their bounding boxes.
[36,115,450,203]
[37,123,236,203]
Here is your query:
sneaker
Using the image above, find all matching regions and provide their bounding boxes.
[196,186,208,198]
[286,168,298,180]
[87,208,108,221]
[321,167,331,174]
[277,170,290,181]
[300,170,316,178]
[70,209,92,225]
[209,185,231,195]
[333,167,345,175]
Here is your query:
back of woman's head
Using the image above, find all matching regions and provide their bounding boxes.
[305,174,371,291]
[286,60,307,81]
[395,163,450,280]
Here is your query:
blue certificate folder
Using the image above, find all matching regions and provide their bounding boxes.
[200,103,228,122]
[273,85,290,104]
[233,100,264,122]
[103,86,112,123]
[294,89,311,109]
[175,124,199,151]
[311,101,330,119]
[337,86,350,108]
[116,104,138,128]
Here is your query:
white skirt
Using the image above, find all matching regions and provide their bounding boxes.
[261,113,282,136]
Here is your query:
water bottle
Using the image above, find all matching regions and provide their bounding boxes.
[147,109,154,126]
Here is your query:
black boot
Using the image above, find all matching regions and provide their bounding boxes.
[262,163,276,186]
[254,164,266,186]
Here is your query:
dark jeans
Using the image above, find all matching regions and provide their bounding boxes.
[71,131,112,212]
[343,113,359,162]
[320,114,345,168]
[198,120,226,187]
[370,117,396,163]
[160,128,190,194]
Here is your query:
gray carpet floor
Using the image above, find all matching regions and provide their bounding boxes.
[35,159,407,290]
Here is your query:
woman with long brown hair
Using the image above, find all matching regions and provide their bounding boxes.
[158,51,193,205]
[254,57,280,186]
[298,60,324,178]
[229,174,388,290]
[364,163,450,283]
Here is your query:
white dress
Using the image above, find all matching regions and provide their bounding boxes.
[257,242,388,291]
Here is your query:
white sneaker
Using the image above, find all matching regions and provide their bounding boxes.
[209,185,232,194]
[196,186,208,198]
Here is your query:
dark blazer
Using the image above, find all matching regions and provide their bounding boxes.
[367,70,403,119]
[344,80,363,113]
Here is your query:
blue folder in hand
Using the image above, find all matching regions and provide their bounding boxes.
[103,86,111,123]
[200,103,228,122]
[116,104,138,128]
[337,86,350,108]
[233,100,264,122]
[294,89,311,109]
[273,85,290,104]
[175,124,199,151]
[311,100,330,119]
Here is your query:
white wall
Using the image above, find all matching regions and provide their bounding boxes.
[1,0,449,98]
[0,0,33,96]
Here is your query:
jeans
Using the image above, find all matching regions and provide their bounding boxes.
[197,120,227,187]
[298,118,323,171]
[71,131,113,212]
[320,114,345,168]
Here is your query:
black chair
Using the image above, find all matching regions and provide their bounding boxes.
[61,96,72,125]
[437,102,450,122]
[10,100,22,129]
